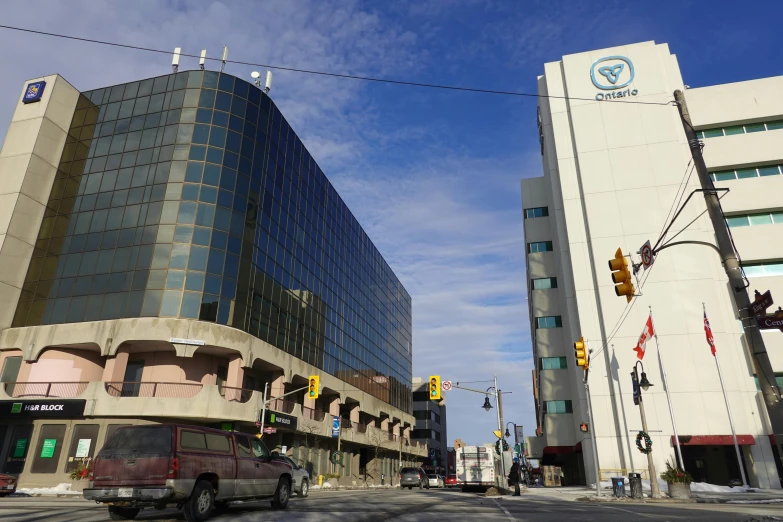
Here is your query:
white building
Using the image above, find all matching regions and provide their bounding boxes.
[522,40,783,489]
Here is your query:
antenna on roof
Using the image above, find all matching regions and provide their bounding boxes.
[199,49,207,70]
[250,71,261,88]
[264,70,273,94]
[172,47,181,73]
[221,46,229,72]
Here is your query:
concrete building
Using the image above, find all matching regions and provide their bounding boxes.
[411,376,448,473]
[522,40,783,488]
[0,69,421,487]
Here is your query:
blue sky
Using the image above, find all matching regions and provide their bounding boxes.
[0,0,782,447]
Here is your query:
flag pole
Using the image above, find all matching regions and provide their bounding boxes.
[650,306,684,470]
[704,303,749,489]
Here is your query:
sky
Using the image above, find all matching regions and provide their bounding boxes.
[1,0,782,447]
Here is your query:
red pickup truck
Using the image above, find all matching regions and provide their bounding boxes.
[83,424,293,521]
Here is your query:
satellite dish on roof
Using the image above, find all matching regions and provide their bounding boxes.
[251,71,261,88]
[250,71,260,79]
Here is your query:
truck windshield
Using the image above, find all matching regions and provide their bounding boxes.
[100,426,172,455]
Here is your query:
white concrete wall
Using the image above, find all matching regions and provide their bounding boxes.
[526,40,781,488]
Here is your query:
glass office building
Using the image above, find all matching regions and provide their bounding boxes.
[12,70,412,412]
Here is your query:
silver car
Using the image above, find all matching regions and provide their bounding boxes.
[280,456,311,497]
[427,473,444,488]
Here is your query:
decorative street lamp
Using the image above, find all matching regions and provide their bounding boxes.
[632,360,661,499]
[482,396,493,411]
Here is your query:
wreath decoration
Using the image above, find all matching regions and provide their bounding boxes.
[329,450,344,465]
[635,431,653,454]
[495,438,509,455]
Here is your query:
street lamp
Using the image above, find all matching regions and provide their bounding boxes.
[632,360,661,499]
[482,396,492,411]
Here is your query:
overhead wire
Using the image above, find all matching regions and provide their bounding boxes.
[0,24,674,106]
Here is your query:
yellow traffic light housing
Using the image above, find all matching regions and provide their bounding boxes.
[574,337,588,369]
[429,375,441,401]
[609,248,635,303]
[308,375,320,399]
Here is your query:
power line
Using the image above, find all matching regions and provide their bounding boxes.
[0,24,673,106]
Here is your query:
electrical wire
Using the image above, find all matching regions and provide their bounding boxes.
[0,24,674,106]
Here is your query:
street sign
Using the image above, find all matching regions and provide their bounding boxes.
[751,290,774,317]
[263,427,277,434]
[756,308,783,333]
[493,430,502,438]
[254,421,262,427]
[442,380,452,391]
[640,240,654,269]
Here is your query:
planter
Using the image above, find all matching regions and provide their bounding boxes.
[667,482,692,499]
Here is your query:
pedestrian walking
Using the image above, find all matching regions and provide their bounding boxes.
[508,458,521,496]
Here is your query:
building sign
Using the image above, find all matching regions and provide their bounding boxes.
[0,400,86,418]
[40,439,57,458]
[590,56,638,101]
[169,337,205,346]
[263,410,298,431]
[75,439,91,458]
[13,439,27,458]
[22,81,46,104]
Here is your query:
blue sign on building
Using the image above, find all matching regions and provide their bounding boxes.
[22,81,46,104]
[332,416,340,437]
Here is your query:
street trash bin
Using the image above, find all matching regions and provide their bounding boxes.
[611,477,626,497]
[628,473,643,498]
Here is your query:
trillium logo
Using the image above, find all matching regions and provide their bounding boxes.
[590,55,638,101]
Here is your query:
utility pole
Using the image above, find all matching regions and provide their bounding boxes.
[495,376,507,489]
[633,369,661,499]
[674,90,783,468]
[584,379,601,497]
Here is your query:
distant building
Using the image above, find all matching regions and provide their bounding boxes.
[411,376,448,472]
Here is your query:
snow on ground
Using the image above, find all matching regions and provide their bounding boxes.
[15,483,82,496]
[727,499,783,505]
[593,477,750,494]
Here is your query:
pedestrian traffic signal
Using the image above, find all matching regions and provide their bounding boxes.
[609,248,635,302]
[308,375,319,399]
[574,337,588,369]
[429,375,441,401]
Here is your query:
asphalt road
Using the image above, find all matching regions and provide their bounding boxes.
[1,488,782,521]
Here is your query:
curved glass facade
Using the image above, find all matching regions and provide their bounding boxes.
[13,70,412,412]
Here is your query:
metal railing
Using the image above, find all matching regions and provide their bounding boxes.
[302,406,325,422]
[268,398,296,414]
[104,381,203,398]
[218,385,253,403]
[3,381,89,398]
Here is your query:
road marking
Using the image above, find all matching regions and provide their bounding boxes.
[491,498,516,521]
[601,505,685,519]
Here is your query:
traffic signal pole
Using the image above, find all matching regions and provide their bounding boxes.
[674,90,783,470]
[584,375,601,496]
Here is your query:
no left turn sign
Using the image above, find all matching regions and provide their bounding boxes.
[640,240,654,269]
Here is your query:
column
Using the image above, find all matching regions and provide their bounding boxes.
[224,354,244,401]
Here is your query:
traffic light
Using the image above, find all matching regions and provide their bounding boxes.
[609,248,635,302]
[574,337,588,369]
[429,375,441,401]
[308,375,319,399]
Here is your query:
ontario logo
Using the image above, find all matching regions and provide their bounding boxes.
[589,56,637,101]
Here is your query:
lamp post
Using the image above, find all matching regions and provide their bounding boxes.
[505,422,522,496]
[483,377,506,489]
[633,360,661,499]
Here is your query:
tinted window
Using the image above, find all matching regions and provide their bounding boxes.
[101,426,172,455]
[235,435,252,458]
[180,430,207,450]
[205,432,231,453]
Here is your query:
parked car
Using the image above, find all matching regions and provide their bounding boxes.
[445,474,458,488]
[427,473,444,488]
[274,455,310,497]
[399,467,429,490]
[0,473,17,496]
[83,424,293,522]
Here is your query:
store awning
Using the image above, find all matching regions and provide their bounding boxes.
[671,435,755,446]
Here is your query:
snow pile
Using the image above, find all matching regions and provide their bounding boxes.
[593,477,750,494]
[16,483,82,496]
[727,499,783,505]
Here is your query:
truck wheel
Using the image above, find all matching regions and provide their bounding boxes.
[108,507,140,520]
[298,478,309,498]
[271,477,290,509]
[183,480,214,522]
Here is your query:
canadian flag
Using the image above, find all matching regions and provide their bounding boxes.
[633,314,655,360]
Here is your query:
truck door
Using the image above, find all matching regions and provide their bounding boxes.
[233,435,257,497]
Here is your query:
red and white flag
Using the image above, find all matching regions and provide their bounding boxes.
[633,314,655,360]
[704,311,716,356]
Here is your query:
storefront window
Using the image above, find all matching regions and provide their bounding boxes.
[31,424,66,474]
[65,424,99,472]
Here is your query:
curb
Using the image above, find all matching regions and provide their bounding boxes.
[577,496,697,504]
